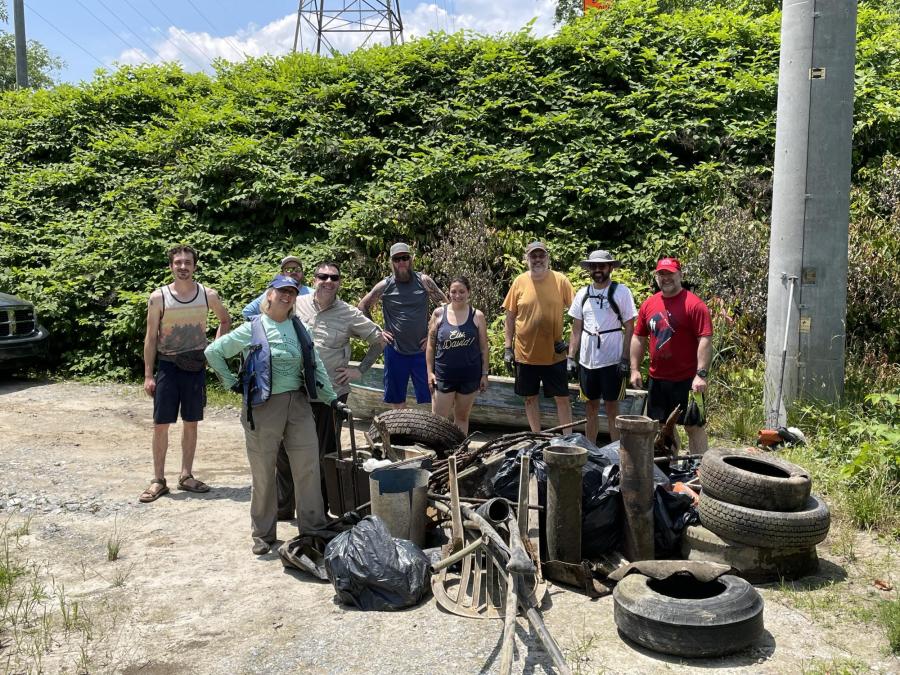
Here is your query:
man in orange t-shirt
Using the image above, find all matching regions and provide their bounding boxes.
[503,242,575,432]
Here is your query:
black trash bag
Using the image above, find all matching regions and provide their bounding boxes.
[582,464,622,557]
[324,515,431,611]
[653,485,700,558]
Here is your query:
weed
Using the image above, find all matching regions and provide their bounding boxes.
[799,657,867,674]
[107,515,123,562]
[110,563,134,588]
[878,595,900,653]
[11,515,32,538]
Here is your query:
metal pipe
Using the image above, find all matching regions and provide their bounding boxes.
[475,498,511,526]
[499,570,518,675]
[543,444,588,563]
[430,536,486,573]
[616,415,657,561]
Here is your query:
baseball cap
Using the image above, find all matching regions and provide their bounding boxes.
[655,258,681,273]
[525,241,548,255]
[268,274,301,291]
[280,255,302,268]
[389,243,411,257]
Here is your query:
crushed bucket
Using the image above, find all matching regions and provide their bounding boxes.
[369,467,429,547]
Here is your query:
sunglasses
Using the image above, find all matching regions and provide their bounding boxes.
[315,273,341,281]
[282,266,302,274]
[528,251,547,259]
[392,255,411,262]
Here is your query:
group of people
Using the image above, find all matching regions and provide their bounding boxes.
[137,239,712,554]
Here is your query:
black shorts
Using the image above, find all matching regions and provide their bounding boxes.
[153,359,206,424]
[514,361,568,398]
[646,377,692,425]
[579,364,626,403]
[435,379,480,395]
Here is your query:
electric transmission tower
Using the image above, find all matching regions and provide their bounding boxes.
[293,1,404,55]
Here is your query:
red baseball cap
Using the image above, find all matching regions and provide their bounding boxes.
[655,257,681,273]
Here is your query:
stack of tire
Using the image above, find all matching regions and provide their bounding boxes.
[684,447,830,582]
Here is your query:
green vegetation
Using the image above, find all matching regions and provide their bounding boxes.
[0,5,65,91]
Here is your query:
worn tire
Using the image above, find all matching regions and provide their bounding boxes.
[681,525,819,583]
[700,447,811,511]
[613,572,764,657]
[368,409,465,453]
[699,493,830,549]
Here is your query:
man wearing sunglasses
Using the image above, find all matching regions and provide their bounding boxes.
[241,255,312,320]
[567,250,637,443]
[503,241,575,432]
[358,242,447,408]
[630,257,712,453]
[295,262,384,513]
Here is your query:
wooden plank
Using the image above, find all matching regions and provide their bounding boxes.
[348,362,646,432]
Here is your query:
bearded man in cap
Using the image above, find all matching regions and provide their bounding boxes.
[503,241,575,432]
[567,250,637,443]
[630,257,712,453]
[358,243,447,408]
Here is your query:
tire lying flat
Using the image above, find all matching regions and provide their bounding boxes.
[681,524,819,583]
[698,493,830,549]
[700,447,811,511]
[368,409,465,454]
[613,572,764,657]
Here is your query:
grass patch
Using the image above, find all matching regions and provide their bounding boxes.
[878,596,900,654]
[106,517,122,562]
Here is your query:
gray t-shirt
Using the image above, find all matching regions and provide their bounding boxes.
[382,272,429,355]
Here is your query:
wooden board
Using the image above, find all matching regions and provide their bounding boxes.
[347,362,646,432]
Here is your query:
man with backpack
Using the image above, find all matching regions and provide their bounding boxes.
[567,250,637,443]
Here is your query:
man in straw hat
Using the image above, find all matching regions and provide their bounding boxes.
[567,249,637,443]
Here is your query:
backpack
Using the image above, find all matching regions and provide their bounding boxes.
[579,280,623,338]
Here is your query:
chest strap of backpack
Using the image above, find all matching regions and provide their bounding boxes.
[580,281,623,336]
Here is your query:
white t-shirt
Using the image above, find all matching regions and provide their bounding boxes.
[568,282,637,369]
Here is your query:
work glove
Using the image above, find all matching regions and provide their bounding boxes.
[503,347,515,372]
[331,399,350,420]
[684,391,706,427]
[553,339,569,354]
[617,358,630,378]
[566,357,578,381]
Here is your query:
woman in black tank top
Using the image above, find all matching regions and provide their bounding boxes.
[425,277,490,434]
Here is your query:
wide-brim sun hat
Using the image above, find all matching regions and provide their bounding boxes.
[580,249,621,269]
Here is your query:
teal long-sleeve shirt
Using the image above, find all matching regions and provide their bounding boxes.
[205,314,337,404]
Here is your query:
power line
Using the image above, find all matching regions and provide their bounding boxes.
[71,0,140,55]
[146,0,217,66]
[92,0,168,63]
[119,0,208,71]
[27,3,106,68]
[183,0,245,60]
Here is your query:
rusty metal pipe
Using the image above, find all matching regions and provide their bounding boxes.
[544,444,588,564]
[475,497,511,525]
[616,414,657,561]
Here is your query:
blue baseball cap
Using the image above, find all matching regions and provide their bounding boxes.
[268,274,301,291]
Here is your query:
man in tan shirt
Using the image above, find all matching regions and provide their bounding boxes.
[502,242,575,432]
[290,261,384,515]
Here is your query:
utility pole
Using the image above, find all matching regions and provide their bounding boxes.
[293,0,403,56]
[13,0,28,88]
[764,0,858,426]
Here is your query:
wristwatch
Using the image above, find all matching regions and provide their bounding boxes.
[696,368,709,378]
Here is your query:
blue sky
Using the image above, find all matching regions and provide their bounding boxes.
[10,1,558,85]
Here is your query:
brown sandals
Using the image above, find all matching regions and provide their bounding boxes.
[138,478,169,503]
[177,474,210,493]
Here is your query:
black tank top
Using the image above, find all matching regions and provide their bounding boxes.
[434,305,481,383]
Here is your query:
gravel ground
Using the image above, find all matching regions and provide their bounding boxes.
[0,378,897,674]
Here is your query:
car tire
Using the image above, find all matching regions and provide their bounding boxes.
[681,524,819,583]
[699,493,830,549]
[700,447,811,511]
[369,409,464,454]
[613,572,764,657]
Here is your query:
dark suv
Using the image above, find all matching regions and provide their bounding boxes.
[0,292,50,373]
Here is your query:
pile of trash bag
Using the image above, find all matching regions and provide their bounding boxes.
[491,434,695,557]
[324,515,431,611]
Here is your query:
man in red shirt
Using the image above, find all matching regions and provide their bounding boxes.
[629,258,712,453]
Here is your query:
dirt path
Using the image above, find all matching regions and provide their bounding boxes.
[1,379,897,674]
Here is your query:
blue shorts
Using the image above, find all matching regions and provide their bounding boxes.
[154,359,206,424]
[383,345,431,405]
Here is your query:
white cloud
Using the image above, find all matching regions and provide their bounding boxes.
[114,2,558,71]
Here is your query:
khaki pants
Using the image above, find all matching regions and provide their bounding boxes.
[241,391,326,543]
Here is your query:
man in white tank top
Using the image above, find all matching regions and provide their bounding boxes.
[139,246,231,503]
